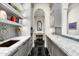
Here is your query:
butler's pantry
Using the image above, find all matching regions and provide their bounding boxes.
[0,3,79,56]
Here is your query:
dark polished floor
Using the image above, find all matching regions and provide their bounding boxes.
[28,47,50,56]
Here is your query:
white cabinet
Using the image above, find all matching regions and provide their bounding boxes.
[13,38,32,56]
[13,45,24,56]
[46,36,67,56]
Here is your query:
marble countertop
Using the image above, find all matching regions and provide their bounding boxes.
[0,36,30,56]
[47,34,79,56]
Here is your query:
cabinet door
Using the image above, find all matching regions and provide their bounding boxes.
[13,45,25,56]
[22,41,28,56]
[13,39,32,56]
[23,39,32,56]
[23,40,32,55]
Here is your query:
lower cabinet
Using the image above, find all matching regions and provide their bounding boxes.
[13,38,32,56]
[13,45,24,56]
[46,36,67,56]
[53,43,67,56]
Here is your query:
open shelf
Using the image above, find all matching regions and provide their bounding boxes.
[0,3,24,19]
[0,19,23,27]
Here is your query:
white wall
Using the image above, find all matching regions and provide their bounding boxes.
[61,3,68,35]
[54,4,62,27]
[50,4,62,34]
[20,3,31,36]
[68,6,79,35]
[50,4,55,34]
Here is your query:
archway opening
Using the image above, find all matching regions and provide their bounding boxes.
[34,8,45,32]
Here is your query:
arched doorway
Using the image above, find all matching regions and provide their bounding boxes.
[34,8,45,32]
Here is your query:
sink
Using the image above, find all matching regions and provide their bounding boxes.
[0,40,19,47]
